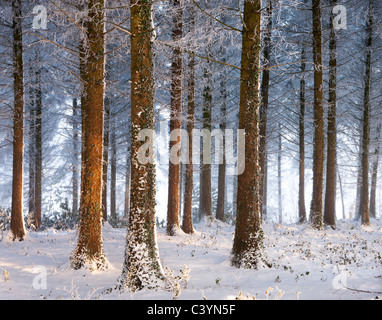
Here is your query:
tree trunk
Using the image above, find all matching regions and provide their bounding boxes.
[124,145,131,222]
[110,117,117,217]
[259,0,272,221]
[324,0,338,227]
[200,67,213,221]
[298,47,307,224]
[216,79,227,222]
[72,98,79,215]
[34,67,42,230]
[102,97,110,221]
[182,5,195,234]
[28,78,36,221]
[278,123,282,225]
[71,0,107,270]
[10,0,26,241]
[309,0,325,230]
[358,0,373,225]
[120,0,165,291]
[232,0,263,269]
[370,123,381,219]
[167,0,183,235]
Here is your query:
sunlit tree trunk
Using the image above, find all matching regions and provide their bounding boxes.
[10,0,26,241]
[167,0,183,235]
[71,0,107,270]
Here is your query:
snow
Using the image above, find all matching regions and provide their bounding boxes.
[0,218,381,300]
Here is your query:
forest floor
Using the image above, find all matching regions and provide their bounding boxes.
[0,218,381,300]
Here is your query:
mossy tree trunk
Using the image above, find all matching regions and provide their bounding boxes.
[119,0,165,291]
[71,0,107,270]
[231,0,263,269]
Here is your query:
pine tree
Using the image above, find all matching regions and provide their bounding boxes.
[71,0,107,270]
[309,0,325,230]
[324,0,338,227]
[119,0,165,290]
[232,0,263,268]
[10,0,26,241]
[358,0,373,226]
[167,0,183,236]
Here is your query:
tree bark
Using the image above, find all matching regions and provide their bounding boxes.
[110,117,117,217]
[182,4,195,234]
[278,123,282,225]
[120,0,165,291]
[28,76,36,221]
[71,0,107,270]
[309,0,325,230]
[232,0,263,269]
[200,67,213,220]
[324,0,338,227]
[370,123,381,219]
[72,98,79,215]
[259,0,272,221]
[358,0,373,225]
[102,97,110,221]
[216,80,227,222]
[10,0,26,241]
[34,67,42,230]
[298,47,307,224]
[167,0,183,235]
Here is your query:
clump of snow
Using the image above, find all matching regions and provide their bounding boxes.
[0,218,381,300]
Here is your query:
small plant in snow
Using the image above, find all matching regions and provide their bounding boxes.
[164,265,191,300]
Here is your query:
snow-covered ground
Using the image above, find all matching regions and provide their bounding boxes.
[0,218,381,300]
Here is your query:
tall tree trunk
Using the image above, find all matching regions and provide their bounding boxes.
[200,67,213,220]
[310,0,325,230]
[182,5,195,234]
[110,117,117,217]
[216,80,227,222]
[324,0,338,227]
[358,0,373,225]
[34,67,42,230]
[370,123,381,219]
[10,0,26,241]
[120,0,165,290]
[167,0,183,235]
[72,98,79,215]
[124,145,131,222]
[28,79,36,221]
[102,97,110,221]
[298,47,307,223]
[232,0,263,269]
[259,0,272,221]
[71,0,107,270]
[278,123,282,225]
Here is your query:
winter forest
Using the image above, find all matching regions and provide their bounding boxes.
[0,0,381,301]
